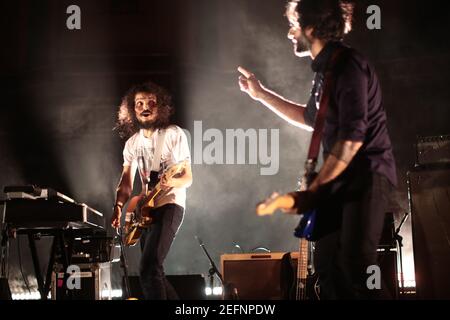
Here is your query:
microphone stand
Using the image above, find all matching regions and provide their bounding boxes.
[195,236,238,300]
[116,227,131,300]
[394,212,409,298]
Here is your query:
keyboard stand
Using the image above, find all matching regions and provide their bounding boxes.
[18,228,75,300]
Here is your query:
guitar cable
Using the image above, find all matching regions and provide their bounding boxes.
[251,247,271,253]
[233,244,244,253]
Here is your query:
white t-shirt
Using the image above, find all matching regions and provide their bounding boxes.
[123,125,191,209]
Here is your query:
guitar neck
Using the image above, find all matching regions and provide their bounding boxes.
[145,161,185,199]
[296,238,309,300]
[294,160,318,300]
[144,182,162,203]
[297,239,309,279]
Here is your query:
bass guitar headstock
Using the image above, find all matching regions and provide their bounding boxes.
[256,192,295,216]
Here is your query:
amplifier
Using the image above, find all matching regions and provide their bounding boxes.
[221,252,298,300]
[416,134,450,166]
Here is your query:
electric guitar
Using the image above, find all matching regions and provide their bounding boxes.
[256,160,320,300]
[123,160,188,246]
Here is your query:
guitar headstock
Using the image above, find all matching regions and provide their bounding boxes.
[256,193,281,216]
[256,192,296,216]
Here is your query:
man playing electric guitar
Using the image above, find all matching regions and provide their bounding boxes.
[111,81,192,300]
[239,0,397,299]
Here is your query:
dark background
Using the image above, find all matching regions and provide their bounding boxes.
[1,0,449,294]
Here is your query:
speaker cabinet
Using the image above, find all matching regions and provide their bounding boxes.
[221,252,297,300]
[167,274,206,300]
[377,250,399,299]
[408,167,450,299]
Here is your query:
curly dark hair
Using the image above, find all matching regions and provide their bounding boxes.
[114,81,174,139]
[289,0,354,42]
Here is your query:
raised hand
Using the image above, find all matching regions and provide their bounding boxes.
[238,66,265,100]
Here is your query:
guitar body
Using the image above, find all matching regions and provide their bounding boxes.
[123,160,188,246]
[123,195,147,246]
[280,252,296,299]
[123,190,160,246]
[280,252,320,300]
[294,209,317,241]
[294,272,320,301]
[124,226,142,247]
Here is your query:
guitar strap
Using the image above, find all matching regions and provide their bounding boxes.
[151,128,167,172]
[307,47,345,163]
[296,47,346,262]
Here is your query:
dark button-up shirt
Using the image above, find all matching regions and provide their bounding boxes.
[304,41,397,186]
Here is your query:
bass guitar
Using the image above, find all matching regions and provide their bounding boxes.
[256,160,320,300]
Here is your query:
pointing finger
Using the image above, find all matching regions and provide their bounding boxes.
[237,66,253,78]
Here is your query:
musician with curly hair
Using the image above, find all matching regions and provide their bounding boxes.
[111,81,192,300]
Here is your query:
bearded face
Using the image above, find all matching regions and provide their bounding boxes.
[134,92,159,129]
[286,1,313,58]
[295,29,313,57]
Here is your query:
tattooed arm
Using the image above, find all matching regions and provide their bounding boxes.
[308,140,363,192]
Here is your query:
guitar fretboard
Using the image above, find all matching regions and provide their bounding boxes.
[296,238,309,300]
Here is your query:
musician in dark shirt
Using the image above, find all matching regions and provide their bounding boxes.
[238,0,397,299]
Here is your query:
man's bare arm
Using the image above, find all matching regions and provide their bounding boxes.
[115,166,133,205]
[257,89,312,130]
[238,66,312,131]
[111,166,133,228]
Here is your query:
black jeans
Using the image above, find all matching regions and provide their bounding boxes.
[139,203,184,300]
[313,170,395,300]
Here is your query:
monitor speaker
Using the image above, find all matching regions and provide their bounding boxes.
[125,274,206,300]
[167,274,206,300]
